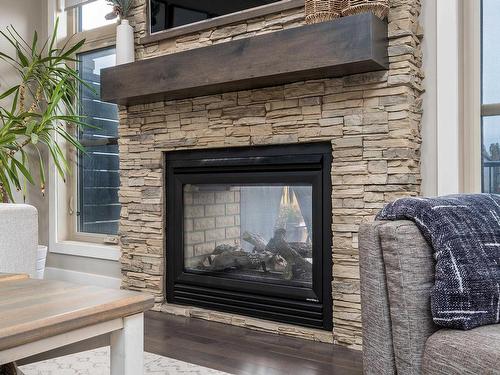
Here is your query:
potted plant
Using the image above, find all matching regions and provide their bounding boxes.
[0,20,86,203]
[0,21,88,278]
[0,20,88,375]
[106,0,135,64]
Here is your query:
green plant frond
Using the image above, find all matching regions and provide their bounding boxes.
[7,26,32,53]
[31,30,38,56]
[0,52,23,75]
[59,38,86,61]
[0,163,14,202]
[24,120,36,135]
[30,133,39,145]
[10,88,18,113]
[0,30,20,51]
[48,17,59,53]
[53,141,70,170]
[0,152,19,188]
[47,143,67,181]
[0,50,16,63]
[9,158,21,191]
[0,18,88,201]
[16,45,30,67]
[0,85,19,101]
[11,154,34,185]
[0,134,16,146]
[52,115,93,128]
[57,127,86,154]
[34,146,45,193]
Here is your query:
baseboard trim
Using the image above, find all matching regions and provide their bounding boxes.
[44,267,121,289]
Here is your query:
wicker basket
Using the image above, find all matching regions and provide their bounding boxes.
[305,0,342,24]
[340,0,389,20]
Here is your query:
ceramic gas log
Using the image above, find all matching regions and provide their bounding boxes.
[185,228,313,281]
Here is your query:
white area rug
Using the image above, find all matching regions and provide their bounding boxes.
[19,347,230,375]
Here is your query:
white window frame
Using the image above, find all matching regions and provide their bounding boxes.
[462,0,482,193]
[422,0,482,195]
[49,0,120,260]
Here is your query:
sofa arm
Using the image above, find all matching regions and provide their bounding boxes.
[359,221,397,375]
[360,220,439,375]
[379,220,438,374]
[0,204,38,277]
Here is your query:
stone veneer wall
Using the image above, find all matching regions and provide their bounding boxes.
[119,0,423,349]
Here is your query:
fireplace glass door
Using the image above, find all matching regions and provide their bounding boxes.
[183,183,313,288]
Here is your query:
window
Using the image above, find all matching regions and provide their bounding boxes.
[50,0,120,256]
[77,48,120,236]
[78,1,115,31]
[149,0,282,34]
[481,0,500,193]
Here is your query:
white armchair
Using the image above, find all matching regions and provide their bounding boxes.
[0,204,37,277]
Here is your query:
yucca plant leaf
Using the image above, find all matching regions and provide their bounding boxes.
[60,38,85,61]
[31,30,38,56]
[25,120,36,135]
[0,17,88,201]
[16,44,29,67]
[30,133,38,144]
[0,50,16,63]
[11,156,34,185]
[10,88,18,113]
[48,17,59,53]
[0,85,19,100]
[8,26,31,54]
[35,146,45,193]
[0,164,14,202]
[0,152,18,187]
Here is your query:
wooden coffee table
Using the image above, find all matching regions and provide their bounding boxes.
[0,275,154,374]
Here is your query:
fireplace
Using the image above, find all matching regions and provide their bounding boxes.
[166,143,332,330]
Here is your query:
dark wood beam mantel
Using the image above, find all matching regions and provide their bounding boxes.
[101,13,388,106]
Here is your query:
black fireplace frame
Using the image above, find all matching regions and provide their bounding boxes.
[165,142,333,330]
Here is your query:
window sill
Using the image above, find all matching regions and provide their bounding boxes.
[140,0,303,45]
[50,240,121,261]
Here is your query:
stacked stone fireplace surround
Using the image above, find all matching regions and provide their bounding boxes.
[119,0,423,350]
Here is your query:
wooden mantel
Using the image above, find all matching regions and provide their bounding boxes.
[101,13,388,106]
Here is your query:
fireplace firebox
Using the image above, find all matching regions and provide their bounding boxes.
[166,143,333,330]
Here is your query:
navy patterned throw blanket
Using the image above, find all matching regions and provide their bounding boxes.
[377,194,500,330]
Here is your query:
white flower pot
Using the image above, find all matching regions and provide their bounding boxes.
[116,19,135,65]
[36,245,48,279]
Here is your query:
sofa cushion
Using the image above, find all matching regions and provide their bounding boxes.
[423,324,500,374]
[379,221,438,375]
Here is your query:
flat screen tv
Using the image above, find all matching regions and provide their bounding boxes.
[149,0,284,34]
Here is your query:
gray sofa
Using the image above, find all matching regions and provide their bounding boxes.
[359,220,500,375]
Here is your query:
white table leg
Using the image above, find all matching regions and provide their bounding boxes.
[110,313,144,375]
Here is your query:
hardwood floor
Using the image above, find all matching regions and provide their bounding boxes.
[145,311,363,375]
